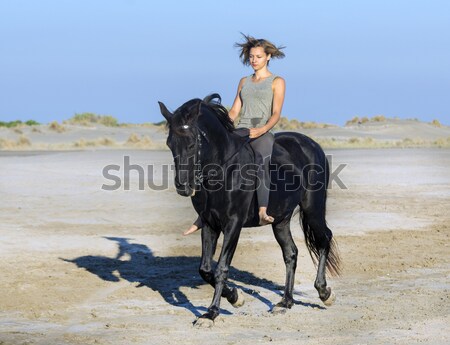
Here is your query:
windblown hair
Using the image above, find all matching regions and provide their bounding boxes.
[235,33,286,66]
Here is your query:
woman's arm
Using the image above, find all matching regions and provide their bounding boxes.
[249,76,286,138]
[228,77,246,121]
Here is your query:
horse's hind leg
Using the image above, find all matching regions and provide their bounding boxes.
[272,217,298,312]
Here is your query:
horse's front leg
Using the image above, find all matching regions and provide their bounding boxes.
[196,221,242,327]
[199,225,240,305]
[198,224,220,289]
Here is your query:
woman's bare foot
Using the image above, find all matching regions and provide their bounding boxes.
[259,207,274,225]
[183,224,200,236]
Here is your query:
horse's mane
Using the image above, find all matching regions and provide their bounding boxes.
[169,94,235,134]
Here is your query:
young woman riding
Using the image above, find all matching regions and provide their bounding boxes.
[184,34,286,235]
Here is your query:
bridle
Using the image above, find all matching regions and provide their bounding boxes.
[193,125,209,186]
[178,123,249,187]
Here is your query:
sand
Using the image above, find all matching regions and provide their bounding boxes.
[0,147,449,345]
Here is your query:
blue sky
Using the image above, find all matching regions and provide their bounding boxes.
[1,0,449,125]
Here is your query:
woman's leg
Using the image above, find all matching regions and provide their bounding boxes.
[249,132,275,225]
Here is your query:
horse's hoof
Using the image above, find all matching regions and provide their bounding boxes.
[194,317,214,328]
[322,287,336,307]
[231,289,245,308]
[271,306,287,315]
[271,303,289,315]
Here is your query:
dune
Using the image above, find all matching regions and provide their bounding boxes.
[1,118,449,151]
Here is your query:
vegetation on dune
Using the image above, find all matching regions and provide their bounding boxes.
[345,115,387,126]
[0,135,31,149]
[345,115,449,127]
[433,137,450,147]
[1,111,448,150]
[153,120,167,127]
[48,121,66,133]
[430,119,442,127]
[126,133,155,147]
[73,137,116,148]
[0,120,40,127]
[372,115,387,122]
[65,112,119,127]
[314,136,450,149]
[274,117,334,130]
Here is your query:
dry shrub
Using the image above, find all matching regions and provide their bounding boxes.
[98,116,118,127]
[431,119,442,127]
[126,133,154,148]
[66,113,119,127]
[360,117,369,124]
[301,121,326,129]
[0,135,31,149]
[364,137,374,144]
[314,135,450,149]
[372,115,386,122]
[275,116,331,130]
[49,121,65,133]
[126,133,140,144]
[0,138,16,149]
[17,135,31,146]
[73,138,90,148]
[73,137,116,148]
[433,137,450,147]
[345,117,360,126]
[274,117,290,130]
[98,137,115,146]
[32,127,42,133]
[346,115,385,125]
[396,138,429,148]
[13,128,23,134]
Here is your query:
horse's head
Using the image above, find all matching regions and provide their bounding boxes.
[158,98,203,197]
[159,94,235,197]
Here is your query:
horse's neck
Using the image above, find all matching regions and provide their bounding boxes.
[202,121,245,166]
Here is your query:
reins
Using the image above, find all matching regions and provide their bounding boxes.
[178,95,251,188]
[193,125,209,185]
[193,124,250,187]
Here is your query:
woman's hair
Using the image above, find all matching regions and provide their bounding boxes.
[235,33,285,66]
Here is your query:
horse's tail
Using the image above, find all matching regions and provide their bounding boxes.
[299,150,341,277]
[299,208,341,277]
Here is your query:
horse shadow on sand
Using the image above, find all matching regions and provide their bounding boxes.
[62,236,323,317]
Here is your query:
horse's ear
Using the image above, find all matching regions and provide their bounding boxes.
[158,102,173,122]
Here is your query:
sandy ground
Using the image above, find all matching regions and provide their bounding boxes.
[0,148,449,345]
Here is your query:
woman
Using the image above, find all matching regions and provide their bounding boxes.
[184,34,286,235]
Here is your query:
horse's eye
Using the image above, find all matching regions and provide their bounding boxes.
[188,143,195,150]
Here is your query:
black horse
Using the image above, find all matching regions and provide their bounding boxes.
[158,94,340,327]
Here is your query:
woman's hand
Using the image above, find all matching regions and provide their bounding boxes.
[249,127,267,139]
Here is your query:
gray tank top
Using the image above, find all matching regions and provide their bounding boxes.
[238,74,277,129]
